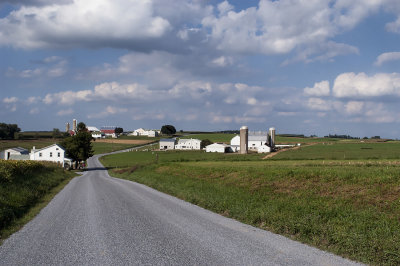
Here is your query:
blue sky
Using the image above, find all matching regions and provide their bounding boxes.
[1,0,400,138]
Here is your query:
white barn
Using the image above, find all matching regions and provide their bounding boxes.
[205,143,231,153]
[30,144,72,167]
[175,139,201,150]
[230,135,268,152]
[0,147,29,160]
[131,128,159,137]
[159,139,176,150]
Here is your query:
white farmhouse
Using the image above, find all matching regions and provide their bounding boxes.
[147,130,159,137]
[230,135,268,152]
[159,139,176,150]
[30,144,72,167]
[205,143,230,153]
[175,139,201,150]
[0,147,29,160]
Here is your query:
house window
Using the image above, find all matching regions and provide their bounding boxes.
[56,148,59,150]
[58,152,60,157]
[50,152,52,157]
[39,153,42,157]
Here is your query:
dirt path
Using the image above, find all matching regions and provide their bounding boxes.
[262,143,318,159]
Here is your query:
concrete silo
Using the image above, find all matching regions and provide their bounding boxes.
[73,119,77,132]
[66,122,70,132]
[268,127,275,148]
[240,126,248,154]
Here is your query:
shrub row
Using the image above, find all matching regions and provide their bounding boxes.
[0,160,46,182]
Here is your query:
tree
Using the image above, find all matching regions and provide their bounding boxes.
[161,125,176,135]
[115,127,124,134]
[200,139,213,149]
[77,122,87,132]
[61,122,93,168]
[52,128,61,139]
[0,123,21,139]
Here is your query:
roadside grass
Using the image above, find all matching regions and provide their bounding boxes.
[0,160,76,244]
[272,142,400,160]
[101,146,400,265]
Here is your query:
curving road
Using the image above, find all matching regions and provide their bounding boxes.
[0,153,362,265]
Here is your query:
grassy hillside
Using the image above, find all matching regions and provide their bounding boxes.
[101,144,400,265]
[0,160,76,243]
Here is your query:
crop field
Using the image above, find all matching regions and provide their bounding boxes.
[101,142,400,265]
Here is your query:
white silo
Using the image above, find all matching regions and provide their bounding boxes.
[66,122,70,132]
[73,119,77,132]
[240,126,248,154]
[269,127,275,148]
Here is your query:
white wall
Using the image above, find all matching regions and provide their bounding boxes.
[159,141,175,150]
[206,144,226,153]
[30,145,66,166]
[175,139,201,150]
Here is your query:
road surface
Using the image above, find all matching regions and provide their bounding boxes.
[0,153,362,265]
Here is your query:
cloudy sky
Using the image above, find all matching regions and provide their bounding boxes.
[1,0,400,138]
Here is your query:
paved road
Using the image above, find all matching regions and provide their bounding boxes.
[0,153,362,265]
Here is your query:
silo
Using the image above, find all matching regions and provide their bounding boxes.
[240,126,248,154]
[73,119,77,132]
[269,127,275,148]
[66,122,70,132]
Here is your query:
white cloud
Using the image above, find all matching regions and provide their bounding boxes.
[201,0,380,58]
[332,72,400,98]
[3,97,18,103]
[374,52,400,66]
[56,108,74,116]
[29,108,40,114]
[0,0,171,49]
[307,98,331,111]
[345,101,364,114]
[304,80,330,96]
[211,56,233,67]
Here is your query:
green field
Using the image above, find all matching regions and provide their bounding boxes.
[101,142,400,265]
[0,139,57,151]
[273,142,400,160]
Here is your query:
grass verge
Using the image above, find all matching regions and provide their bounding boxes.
[101,151,400,265]
[0,160,76,244]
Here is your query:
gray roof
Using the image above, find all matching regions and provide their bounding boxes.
[160,139,176,142]
[5,147,29,154]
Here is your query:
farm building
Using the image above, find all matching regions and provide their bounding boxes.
[87,126,100,132]
[91,131,105,139]
[101,126,117,138]
[205,143,231,153]
[0,147,29,160]
[131,128,159,137]
[30,144,72,167]
[159,139,176,150]
[175,139,201,150]
[231,135,268,151]
[258,145,271,153]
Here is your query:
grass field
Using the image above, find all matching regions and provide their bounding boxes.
[0,160,76,243]
[101,143,400,265]
[272,142,400,160]
[0,139,57,151]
